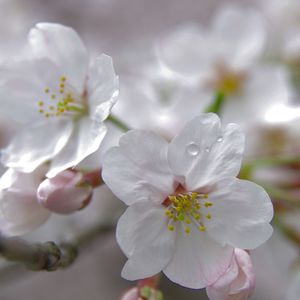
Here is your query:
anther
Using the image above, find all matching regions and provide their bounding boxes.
[205,214,212,220]
[199,226,206,232]
[168,225,174,231]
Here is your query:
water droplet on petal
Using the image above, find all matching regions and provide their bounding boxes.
[186,142,200,156]
[217,137,223,142]
[205,147,210,153]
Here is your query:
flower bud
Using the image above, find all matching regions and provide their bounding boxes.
[120,287,139,300]
[37,170,92,214]
[206,248,255,300]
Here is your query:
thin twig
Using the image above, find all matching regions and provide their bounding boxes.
[0,219,115,272]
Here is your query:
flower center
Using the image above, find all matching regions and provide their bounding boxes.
[37,76,87,118]
[164,192,213,234]
[206,64,246,96]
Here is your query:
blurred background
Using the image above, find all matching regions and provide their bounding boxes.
[0,0,299,299]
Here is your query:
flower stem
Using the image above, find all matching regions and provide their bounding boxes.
[107,114,130,132]
[205,90,225,115]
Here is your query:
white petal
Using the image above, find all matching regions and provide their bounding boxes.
[0,190,50,236]
[117,202,176,280]
[223,66,290,126]
[47,117,107,178]
[87,54,119,119]
[206,177,274,249]
[206,255,239,300]
[1,119,73,173]
[168,114,244,190]
[158,25,220,79]
[29,23,89,92]
[0,58,61,124]
[163,225,233,289]
[102,130,175,205]
[212,5,265,69]
[0,169,50,236]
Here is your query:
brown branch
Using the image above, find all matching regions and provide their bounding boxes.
[0,219,115,272]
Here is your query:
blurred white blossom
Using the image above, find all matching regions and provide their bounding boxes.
[158,5,290,127]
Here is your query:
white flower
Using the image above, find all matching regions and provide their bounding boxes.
[206,249,255,300]
[157,6,290,126]
[102,113,273,289]
[0,23,119,178]
[114,60,212,139]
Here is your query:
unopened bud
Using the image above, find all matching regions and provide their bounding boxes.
[37,170,92,214]
[206,248,255,300]
[120,287,139,300]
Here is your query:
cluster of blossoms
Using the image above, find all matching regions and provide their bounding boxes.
[2,2,300,300]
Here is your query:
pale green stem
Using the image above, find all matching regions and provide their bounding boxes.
[205,90,225,115]
[107,115,131,132]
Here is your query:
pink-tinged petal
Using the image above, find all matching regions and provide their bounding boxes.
[117,202,176,280]
[28,23,89,92]
[47,117,107,178]
[87,54,119,118]
[1,119,73,173]
[103,130,175,205]
[212,5,265,69]
[37,170,92,214]
[207,249,255,300]
[120,287,139,300]
[168,114,244,190]
[163,224,233,289]
[0,169,50,236]
[206,256,239,300]
[206,178,273,249]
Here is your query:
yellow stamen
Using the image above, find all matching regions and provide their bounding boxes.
[206,214,212,220]
[168,225,174,231]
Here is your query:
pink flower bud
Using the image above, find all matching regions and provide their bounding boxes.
[37,170,93,214]
[206,249,255,300]
[120,287,139,300]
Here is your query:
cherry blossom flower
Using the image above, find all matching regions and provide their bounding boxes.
[102,113,273,289]
[206,249,255,300]
[0,167,93,236]
[0,23,119,178]
[114,58,212,139]
[111,40,212,139]
[157,6,290,126]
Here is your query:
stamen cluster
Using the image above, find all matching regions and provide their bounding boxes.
[164,192,213,234]
[37,76,86,118]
